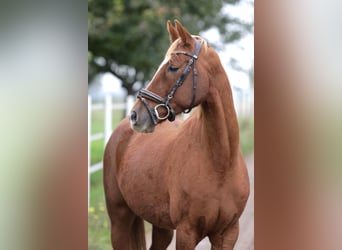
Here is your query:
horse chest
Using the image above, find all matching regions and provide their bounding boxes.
[117,159,174,228]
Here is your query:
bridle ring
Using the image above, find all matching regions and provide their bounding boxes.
[154,104,170,120]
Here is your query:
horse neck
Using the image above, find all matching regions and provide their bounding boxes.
[198,63,240,171]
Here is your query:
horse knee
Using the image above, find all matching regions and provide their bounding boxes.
[110,224,130,250]
[209,222,239,250]
[108,206,137,249]
[110,215,146,250]
[150,226,173,250]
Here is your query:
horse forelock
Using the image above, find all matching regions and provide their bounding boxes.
[165,36,208,57]
[155,37,206,77]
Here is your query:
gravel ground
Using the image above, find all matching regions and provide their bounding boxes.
[146,153,254,249]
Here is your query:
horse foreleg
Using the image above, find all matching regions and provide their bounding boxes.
[109,205,136,249]
[150,226,173,250]
[104,163,144,249]
[209,222,239,250]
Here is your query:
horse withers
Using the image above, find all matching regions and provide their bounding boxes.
[103,20,250,250]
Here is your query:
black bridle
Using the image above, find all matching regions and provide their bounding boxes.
[137,39,202,125]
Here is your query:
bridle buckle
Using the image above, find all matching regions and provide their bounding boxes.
[154,104,170,120]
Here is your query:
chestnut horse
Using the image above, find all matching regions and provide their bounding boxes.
[104,20,249,249]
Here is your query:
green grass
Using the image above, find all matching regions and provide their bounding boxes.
[239,116,254,156]
[89,108,125,250]
[89,170,111,250]
[90,139,104,165]
[88,111,254,249]
[91,109,124,134]
[90,109,124,165]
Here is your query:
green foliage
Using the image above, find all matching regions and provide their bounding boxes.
[88,0,251,94]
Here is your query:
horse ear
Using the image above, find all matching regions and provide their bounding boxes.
[174,19,193,44]
[167,20,178,42]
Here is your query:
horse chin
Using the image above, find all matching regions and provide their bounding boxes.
[130,121,155,133]
[137,126,155,133]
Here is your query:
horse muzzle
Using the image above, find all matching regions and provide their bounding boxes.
[129,109,156,133]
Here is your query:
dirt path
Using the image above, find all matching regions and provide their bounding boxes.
[146,153,254,249]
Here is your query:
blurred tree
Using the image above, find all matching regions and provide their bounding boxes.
[88,0,252,95]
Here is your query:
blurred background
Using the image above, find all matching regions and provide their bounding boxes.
[88,0,254,249]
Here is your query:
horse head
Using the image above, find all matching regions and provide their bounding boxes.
[130,20,210,133]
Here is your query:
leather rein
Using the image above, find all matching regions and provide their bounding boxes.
[137,39,202,125]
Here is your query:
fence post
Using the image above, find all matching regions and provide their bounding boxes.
[88,95,91,208]
[104,94,112,144]
[126,95,135,117]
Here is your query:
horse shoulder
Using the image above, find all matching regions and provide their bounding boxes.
[103,118,133,174]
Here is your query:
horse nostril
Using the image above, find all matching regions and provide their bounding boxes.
[130,111,137,123]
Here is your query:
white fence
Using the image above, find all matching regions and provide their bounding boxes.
[88,95,134,207]
[88,90,253,206]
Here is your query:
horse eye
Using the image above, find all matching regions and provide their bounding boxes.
[168,65,179,72]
